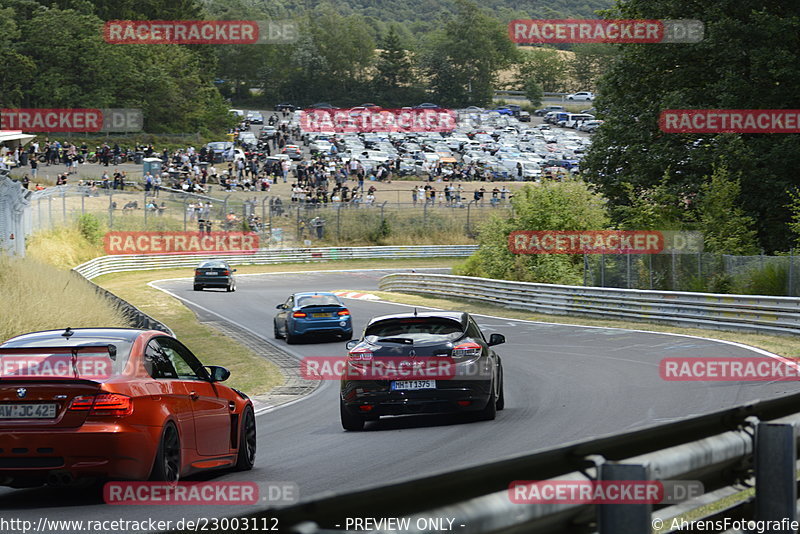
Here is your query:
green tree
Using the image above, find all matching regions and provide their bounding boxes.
[374,25,417,106]
[515,47,569,93]
[420,0,517,107]
[581,0,800,253]
[456,181,610,283]
[569,43,618,91]
[694,165,759,255]
[523,79,543,108]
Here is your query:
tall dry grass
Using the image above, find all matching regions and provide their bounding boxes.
[0,256,130,342]
[26,226,105,270]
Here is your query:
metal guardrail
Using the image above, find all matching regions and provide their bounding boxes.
[73,271,174,336]
[73,245,478,280]
[234,394,800,534]
[378,273,800,336]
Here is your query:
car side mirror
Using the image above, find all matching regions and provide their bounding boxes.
[204,365,230,382]
[232,269,237,272]
[345,340,359,350]
[276,304,285,309]
[488,333,505,346]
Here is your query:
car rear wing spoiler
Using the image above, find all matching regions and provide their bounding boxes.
[0,345,118,360]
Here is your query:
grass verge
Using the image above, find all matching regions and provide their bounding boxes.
[365,290,800,359]
[0,256,129,341]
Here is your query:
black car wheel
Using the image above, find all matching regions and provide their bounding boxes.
[340,399,365,431]
[193,284,202,291]
[496,372,505,411]
[273,320,284,339]
[286,331,299,344]
[150,423,181,482]
[475,379,498,421]
[234,406,256,471]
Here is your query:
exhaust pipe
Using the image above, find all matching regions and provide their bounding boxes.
[45,471,75,486]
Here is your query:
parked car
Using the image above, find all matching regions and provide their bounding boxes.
[519,111,531,122]
[281,145,303,160]
[274,292,353,343]
[579,120,605,133]
[0,327,256,487]
[565,91,595,101]
[259,125,277,140]
[206,141,234,163]
[340,311,505,431]
[275,103,296,112]
[249,112,264,125]
[534,105,564,117]
[194,260,236,291]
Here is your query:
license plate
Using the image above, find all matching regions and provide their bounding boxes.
[206,271,218,275]
[0,403,58,419]
[391,380,436,391]
[311,313,330,318]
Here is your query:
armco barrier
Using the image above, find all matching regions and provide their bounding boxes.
[378,273,800,336]
[73,245,478,280]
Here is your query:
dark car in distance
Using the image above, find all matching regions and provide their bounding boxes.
[340,311,505,431]
[193,260,236,292]
[275,103,296,112]
[274,292,353,344]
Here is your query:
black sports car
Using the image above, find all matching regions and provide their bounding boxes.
[340,311,505,431]
[193,260,236,292]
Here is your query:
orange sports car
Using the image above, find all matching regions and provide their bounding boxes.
[0,327,256,488]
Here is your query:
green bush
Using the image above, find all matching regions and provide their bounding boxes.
[733,262,788,296]
[77,213,103,246]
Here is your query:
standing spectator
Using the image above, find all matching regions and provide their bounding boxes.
[30,158,38,180]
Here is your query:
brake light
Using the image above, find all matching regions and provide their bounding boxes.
[221,270,230,275]
[293,311,307,318]
[337,309,350,316]
[452,342,482,358]
[69,394,133,417]
[195,269,201,276]
[348,348,373,361]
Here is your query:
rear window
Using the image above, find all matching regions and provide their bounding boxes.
[0,337,134,379]
[365,318,465,343]
[295,295,342,307]
[199,261,227,269]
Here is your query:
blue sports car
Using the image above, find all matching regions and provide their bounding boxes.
[274,292,353,343]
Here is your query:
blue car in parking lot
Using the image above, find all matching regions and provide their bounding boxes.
[274,292,353,344]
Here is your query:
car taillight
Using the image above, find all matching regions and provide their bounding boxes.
[221,270,230,275]
[347,348,373,361]
[337,309,350,316]
[69,394,133,417]
[452,342,482,358]
[293,311,307,318]
[195,269,202,275]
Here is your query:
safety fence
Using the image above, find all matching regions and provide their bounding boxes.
[73,245,479,280]
[378,272,800,336]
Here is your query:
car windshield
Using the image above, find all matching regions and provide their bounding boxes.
[199,261,227,269]
[365,318,465,343]
[296,295,342,307]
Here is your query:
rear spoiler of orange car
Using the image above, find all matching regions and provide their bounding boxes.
[0,345,118,381]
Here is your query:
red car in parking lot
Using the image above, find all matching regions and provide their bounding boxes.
[0,328,256,488]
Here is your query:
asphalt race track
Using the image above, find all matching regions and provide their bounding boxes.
[1,268,796,532]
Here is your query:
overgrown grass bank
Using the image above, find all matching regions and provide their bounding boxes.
[0,256,129,341]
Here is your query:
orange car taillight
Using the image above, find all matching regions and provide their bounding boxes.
[69,394,133,417]
[452,342,482,358]
[337,309,350,316]
[195,269,202,276]
[221,270,230,275]
[293,311,307,318]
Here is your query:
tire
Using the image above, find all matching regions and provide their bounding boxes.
[496,374,505,411]
[273,320,284,339]
[475,380,498,421]
[340,399,365,431]
[234,406,256,471]
[193,285,202,291]
[226,282,233,292]
[568,97,574,100]
[286,331,299,344]
[340,331,353,341]
[150,423,181,482]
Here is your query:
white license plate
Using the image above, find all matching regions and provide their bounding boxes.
[391,380,436,391]
[0,403,58,419]
[206,271,218,275]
